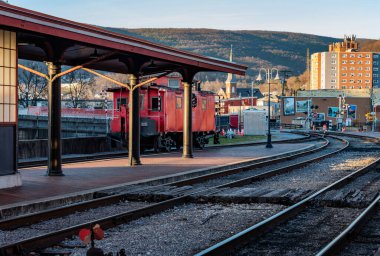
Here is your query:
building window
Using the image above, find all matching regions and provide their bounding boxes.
[350,73,355,77]
[342,54,347,58]
[366,73,371,77]
[358,54,363,58]
[151,97,161,111]
[366,60,371,64]
[342,60,347,64]
[366,67,371,71]
[350,67,355,70]
[331,79,336,83]
[350,54,355,58]
[350,86,354,89]
[350,60,355,64]
[374,61,378,65]
[365,79,370,83]
[332,73,336,77]
[374,67,379,71]
[358,86,362,89]
[342,79,347,83]
[374,74,379,77]
[358,73,363,77]
[168,79,180,88]
[202,99,207,110]
[0,30,17,123]
[358,79,362,83]
[342,86,346,89]
[116,98,127,110]
[342,73,347,77]
[366,54,371,58]
[332,54,336,58]
[342,67,347,70]
[331,66,337,70]
[365,85,369,88]
[358,67,363,71]
[331,60,336,64]
[358,60,363,64]
[374,55,379,59]
[374,80,379,83]
[350,79,355,83]
[176,96,182,109]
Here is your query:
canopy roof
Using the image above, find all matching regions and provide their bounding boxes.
[0,2,247,76]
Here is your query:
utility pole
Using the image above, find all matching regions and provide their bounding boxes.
[306,48,310,90]
[279,70,292,96]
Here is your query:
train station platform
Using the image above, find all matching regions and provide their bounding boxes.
[0,132,318,212]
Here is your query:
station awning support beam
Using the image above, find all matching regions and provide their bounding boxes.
[47,62,63,175]
[17,52,116,175]
[181,69,197,158]
[128,74,141,166]
[81,68,175,166]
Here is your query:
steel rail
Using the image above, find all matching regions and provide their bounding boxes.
[1,135,323,230]
[0,136,344,255]
[194,139,380,256]
[316,194,380,256]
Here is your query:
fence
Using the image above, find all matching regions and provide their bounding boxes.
[26,106,109,119]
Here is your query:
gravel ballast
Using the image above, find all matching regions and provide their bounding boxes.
[67,203,286,256]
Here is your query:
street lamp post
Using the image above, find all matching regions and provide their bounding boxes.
[251,81,254,107]
[256,68,280,148]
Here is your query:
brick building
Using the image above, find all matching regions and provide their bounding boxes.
[311,35,380,90]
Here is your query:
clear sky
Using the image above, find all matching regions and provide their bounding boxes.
[8,0,380,39]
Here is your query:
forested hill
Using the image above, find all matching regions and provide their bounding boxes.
[104,27,338,80]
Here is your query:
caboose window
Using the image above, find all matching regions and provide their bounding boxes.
[202,99,207,110]
[151,97,161,111]
[168,79,180,88]
[117,98,127,110]
[176,96,182,109]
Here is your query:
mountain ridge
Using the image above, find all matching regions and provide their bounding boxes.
[103,27,376,82]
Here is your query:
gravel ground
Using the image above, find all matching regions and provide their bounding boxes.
[236,206,362,256]
[338,206,380,256]
[66,203,286,256]
[0,201,150,246]
[236,151,378,191]
[188,138,361,190]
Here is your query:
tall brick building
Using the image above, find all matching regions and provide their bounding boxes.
[310,35,380,90]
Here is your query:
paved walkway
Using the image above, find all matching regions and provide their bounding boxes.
[0,133,314,207]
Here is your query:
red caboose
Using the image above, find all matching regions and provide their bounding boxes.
[108,78,216,152]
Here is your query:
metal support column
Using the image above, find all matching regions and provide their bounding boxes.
[183,81,193,158]
[47,62,63,176]
[128,74,141,166]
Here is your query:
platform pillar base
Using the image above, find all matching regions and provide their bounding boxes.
[0,173,22,189]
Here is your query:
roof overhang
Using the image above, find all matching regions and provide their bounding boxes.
[0,2,247,76]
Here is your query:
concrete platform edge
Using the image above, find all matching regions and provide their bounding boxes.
[0,143,317,216]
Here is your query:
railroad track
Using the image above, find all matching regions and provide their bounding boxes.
[0,134,348,255]
[17,133,313,168]
[195,136,380,256]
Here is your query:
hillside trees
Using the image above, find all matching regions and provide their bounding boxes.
[18,61,48,107]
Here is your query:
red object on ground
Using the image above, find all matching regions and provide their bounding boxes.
[79,228,91,244]
[93,224,104,240]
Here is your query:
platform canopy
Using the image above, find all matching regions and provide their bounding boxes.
[0,2,247,76]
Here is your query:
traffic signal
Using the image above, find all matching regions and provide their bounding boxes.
[365,112,374,122]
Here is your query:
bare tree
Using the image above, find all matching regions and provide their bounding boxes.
[63,69,95,108]
[18,61,48,107]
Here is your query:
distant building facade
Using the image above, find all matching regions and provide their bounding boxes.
[311,35,380,90]
[216,46,263,114]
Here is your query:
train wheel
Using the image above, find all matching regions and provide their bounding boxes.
[153,137,161,153]
[197,136,206,149]
[165,136,172,152]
